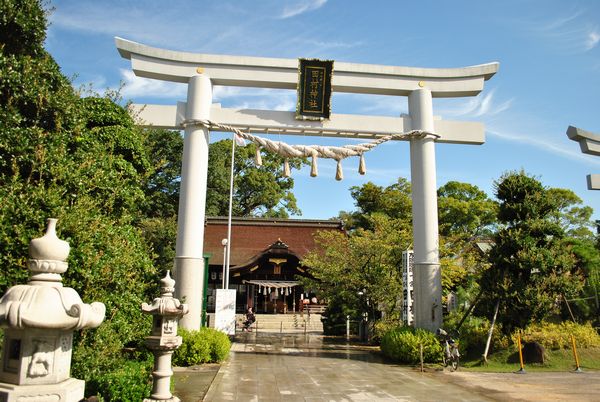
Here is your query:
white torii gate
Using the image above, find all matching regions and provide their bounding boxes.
[115,37,498,331]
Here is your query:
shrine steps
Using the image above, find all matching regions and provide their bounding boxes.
[237,313,323,333]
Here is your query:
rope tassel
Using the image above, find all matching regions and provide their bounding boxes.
[358,154,366,175]
[335,159,343,181]
[283,158,291,177]
[255,146,263,166]
[310,154,318,177]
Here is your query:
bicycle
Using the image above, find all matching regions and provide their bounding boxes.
[437,328,460,371]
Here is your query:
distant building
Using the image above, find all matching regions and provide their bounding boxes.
[203,217,345,313]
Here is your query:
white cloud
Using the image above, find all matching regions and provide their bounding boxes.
[117,69,187,99]
[487,127,600,167]
[213,87,296,111]
[437,89,513,119]
[518,9,600,53]
[585,30,600,51]
[280,0,327,19]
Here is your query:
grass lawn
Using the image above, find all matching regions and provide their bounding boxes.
[460,346,600,372]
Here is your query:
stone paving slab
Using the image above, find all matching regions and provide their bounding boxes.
[173,364,220,401]
[176,333,600,402]
[433,370,600,402]
[203,333,493,401]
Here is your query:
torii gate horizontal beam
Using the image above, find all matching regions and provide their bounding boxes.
[567,126,600,156]
[566,125,600,190]
[116,37,498,98]
[130,103,485,145]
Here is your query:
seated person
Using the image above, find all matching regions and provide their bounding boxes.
[242,307,255,331]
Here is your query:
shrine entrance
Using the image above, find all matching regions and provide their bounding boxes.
[203,216,341,314]
[115,37,498,332]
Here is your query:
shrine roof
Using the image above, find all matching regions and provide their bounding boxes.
[203,216,344,267]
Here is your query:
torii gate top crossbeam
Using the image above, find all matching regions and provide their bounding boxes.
[115,37,498,98]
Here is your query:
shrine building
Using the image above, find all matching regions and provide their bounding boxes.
[203,217,344,314]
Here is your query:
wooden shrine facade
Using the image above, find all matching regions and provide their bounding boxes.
[203,216,344,313]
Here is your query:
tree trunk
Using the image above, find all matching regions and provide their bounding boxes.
[482,299,500,363]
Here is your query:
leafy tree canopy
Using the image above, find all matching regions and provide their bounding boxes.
[301,214,408,324]
[477,171,587,333]
[340,178,412,230]
[1,1,156,397]
[438,181,497,239]
[206,139,304,218]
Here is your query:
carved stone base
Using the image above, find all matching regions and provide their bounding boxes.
[0,378,84,402]
[143,398,180,402]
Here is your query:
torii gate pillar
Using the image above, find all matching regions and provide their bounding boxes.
[175,74,212,329]
[409,88,441,331]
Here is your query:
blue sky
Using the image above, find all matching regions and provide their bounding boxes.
[45,0,600,220]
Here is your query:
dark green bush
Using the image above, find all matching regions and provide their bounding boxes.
[173,328,231,366]
[88,359,153,402]
[380,326,442,364]
[205,328,231,362]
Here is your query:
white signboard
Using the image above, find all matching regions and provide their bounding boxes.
[215,289,236,335]
[402,250,414,326]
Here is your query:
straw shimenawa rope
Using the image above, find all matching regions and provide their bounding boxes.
[182,119,439,181]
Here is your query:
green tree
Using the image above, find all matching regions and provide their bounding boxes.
[141,128,184,218]
[342,178,412,230]
[301,214,409,332]
[1,1,155,398]
[546,187,595,239]
[437,181,497,301]
[206,139,304,217]
[563,237,600,323]
[437,181,497,239]
[476,171,585,334]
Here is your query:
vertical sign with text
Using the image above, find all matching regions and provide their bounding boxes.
[402,250,414,327]
[296,58,333,120]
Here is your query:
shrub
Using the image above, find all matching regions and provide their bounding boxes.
[88,359,153,402]
[373,318,402,344]
[517,321,600,350]
[205,328,231,362]
[173,328,231,366]
[380,326,442,364]
[443,313,508,357]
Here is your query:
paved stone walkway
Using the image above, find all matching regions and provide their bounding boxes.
[202,333,493,401]
[175,332,600,401]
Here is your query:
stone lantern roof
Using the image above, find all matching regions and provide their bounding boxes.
[0,218,105,330]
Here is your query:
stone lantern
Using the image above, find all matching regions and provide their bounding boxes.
[0,218,106,401]
[142,271,188,402]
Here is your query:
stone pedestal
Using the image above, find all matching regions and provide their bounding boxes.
[0,378,85,402]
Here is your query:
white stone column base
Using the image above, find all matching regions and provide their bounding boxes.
[144,397,180,402]
[0,377,84,402]
[413,262,443,332]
